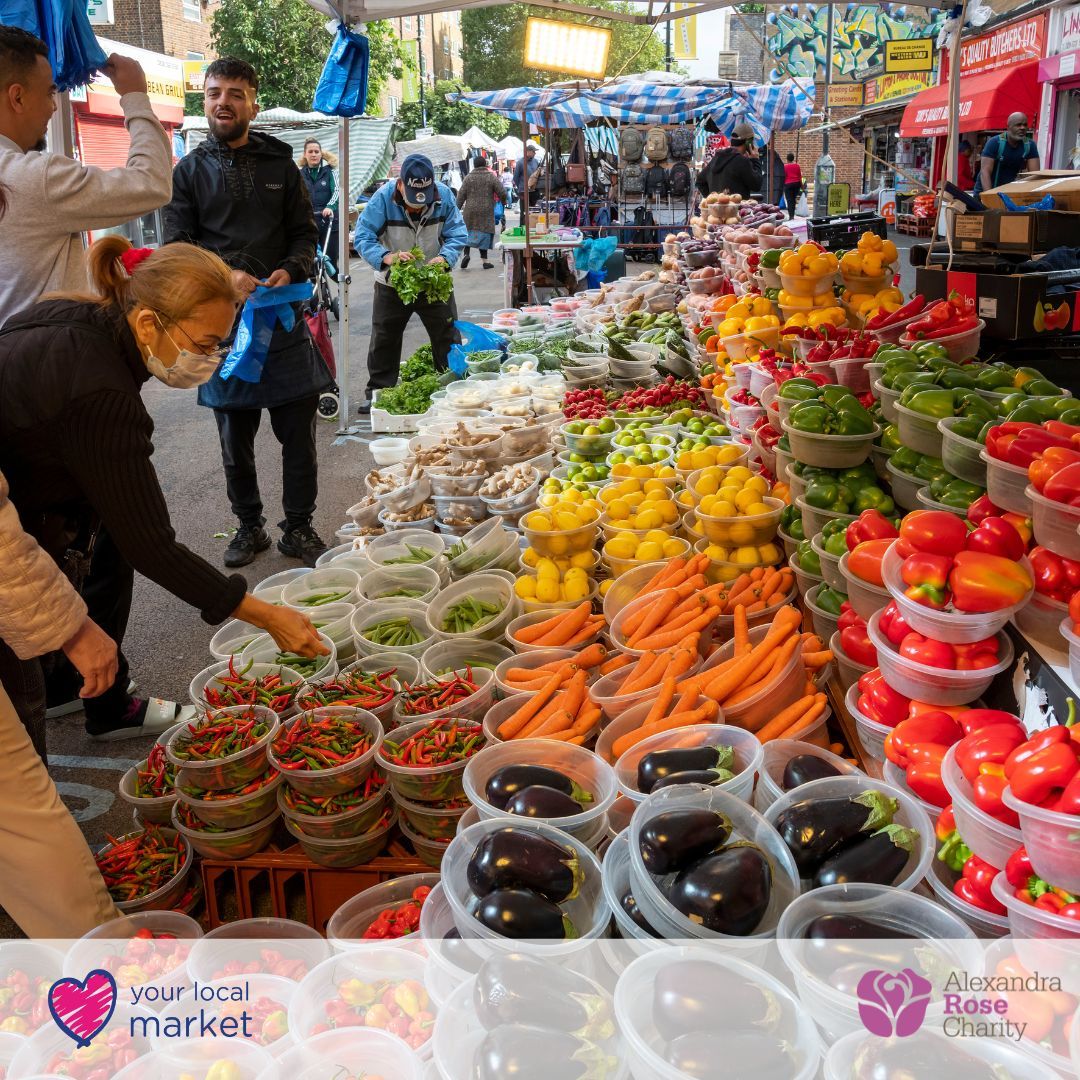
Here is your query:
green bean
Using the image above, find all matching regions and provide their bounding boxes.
[384,545,435,565]
[442,598,501,634]
[299,591,349,606]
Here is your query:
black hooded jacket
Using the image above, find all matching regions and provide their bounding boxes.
[696,147,763,200]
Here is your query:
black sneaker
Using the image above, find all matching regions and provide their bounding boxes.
[224,524,271,568]
[482,262,495,269]
[461,254,471,269]
[357,399,372,415]
[278,523,328,567]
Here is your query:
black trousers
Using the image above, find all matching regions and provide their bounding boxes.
[213,395,319,530]
[784,182,803,219]
[366,282,458,400]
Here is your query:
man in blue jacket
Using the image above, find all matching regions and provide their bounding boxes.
[354,154,468,414]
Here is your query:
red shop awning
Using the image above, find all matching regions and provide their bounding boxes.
[899,63,1040,138]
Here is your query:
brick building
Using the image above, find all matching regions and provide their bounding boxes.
[90,0,217,62]
[379,11,463,118]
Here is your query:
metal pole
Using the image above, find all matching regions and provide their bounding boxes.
[665,14,673,72]
[521,112,533,305]
[418,15,428,127]
[822,3,834,157]
[335,115,352,435]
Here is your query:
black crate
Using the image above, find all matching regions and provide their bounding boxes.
[807,212,888,252]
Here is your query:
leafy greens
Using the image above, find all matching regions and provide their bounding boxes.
[388,248,455,306]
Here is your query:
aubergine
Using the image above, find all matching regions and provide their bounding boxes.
[774,790,898,876]
[504,785,585,819]
[475,887,576,939]
[852,1032,988,1079]
[638,809,732,875]
[484,764,593,810]
[650,766,735,792]
[666,843,772,936]
[664,1031,794,1080]
[474,1025,616,1080]
[473,954,613,1040]
[781,754,842,791]
[440,927,483,974]
[653,960,780,1041]
[468,827,584,902]
[620,890,660,937]
[637,744,735,794]
[803,915,917,981]
[813,824,918,889]
[804,913,914,941]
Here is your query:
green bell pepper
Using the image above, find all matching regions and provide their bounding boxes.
[878,424,902,453]
[838,464,879,490]
[779,377,826,401]
[796,539,822,577]
[833,404,876,436]
[975,365,1016,391]
[1025,378,1062,397]
[853,486,896,514]
[910,341,951,362]
[891,370,936,392]
[786,402,829,432]
[901,387,957,419]
[820,384,857,408]
[948,416,983,442]
[823,530,849,557]
[891,446,922,474]
[913,454,949,483]
[821,517,849,540]
[814,585,849,616]
[931,476,986,509]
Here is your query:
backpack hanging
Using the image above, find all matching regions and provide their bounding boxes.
[669,126,694,161]
[622,162,644,196]
[620,127,645,162]
[645,163,669,198]
[668,162,692,199]
[644,127,669,162]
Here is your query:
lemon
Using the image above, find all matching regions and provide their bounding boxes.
[525,511,551,531]
[618,479,642,496]
[657,465,675,478]
[715,444,743,464]
[599,579,613,597]
[612,463,632,478]
[546,535,569,556]
[560,488,583,505]
[732,546,761,565]
[734,489,761,512]
[711,500,737,518]
[694,474,719,497]
[599,487,621,505]
[714,562,740,583]
[570,550,595,570]
[658,502,680,525]
[606,536,638,561]
[521,547,539,568]
[744,501,770,516]
[727,522,756,545]
[636,541,663,562]
[631,464,653,479]
[705,543,729,560]
[635,508,663,531]
[698,494,716,516]
[642,529,668,545]
[727,465,752,483]
[514,575,537,599]
[677,489,695,508]
[536,578,561,604]
[553,557,570,572]
[607,498,631,521]
[536,558,560,581]
[642,479,667,494]
[662,538,685,558]
[744,475,769,496]
[690,450,712,470]
[538,493,561,508]
[676,452,693,470]
[758,542,782,563]
[565,566,588,581]
[551,511,577,532]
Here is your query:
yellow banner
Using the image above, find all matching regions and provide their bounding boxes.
[672,3,697,60]
[864,71,932,105]
[828,83,864,108]
[884,38,934,73]
[183,60,208,94]
[401,39,420,104]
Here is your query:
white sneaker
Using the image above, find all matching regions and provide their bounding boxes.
[88,698,197,742]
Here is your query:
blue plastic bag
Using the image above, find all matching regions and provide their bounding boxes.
[577,235,618,272]
[219,283,314,384]
[313,25,370,117]
[447,320,506,377]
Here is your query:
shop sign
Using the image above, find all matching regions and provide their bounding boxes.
[885,38,933,73]
[828,84,864,108]
[83,36,184,121]
[943,14,1046,77]
[1061,4,1080,54]
[183,60,208,93]
[86,0,112,26]
[827,183,850,216]
[864,71,932,105]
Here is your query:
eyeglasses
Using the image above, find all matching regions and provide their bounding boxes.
[157,315,229,359]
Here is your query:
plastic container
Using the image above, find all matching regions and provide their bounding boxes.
[376,717,484,804]
[1002,786,1080,893]
[893,402,946,458]
[804,582,845,643]
[837,552,889,621]
[795,496,857,539]
[778,269,835,297]
[358,564,442,605]
[844,683,890,763]
[391,792,466,842]
[788,550,823,599]
[118,762,178,826]
[176,769,282,830]
[992,870,1080,946]
[884,459,923,511]
[614,723,762,805]
[283,806,395,868]
[781,419,879,469]
[1028,483,1080,561]
[440,816,608,950]
[365,528,447,572]
[278,772,388,840]
[691,496,783,547]
[171,803,278,860]
[754,739,862,813]
[922,855,1009,938]
[325,872,440,946]
[520,515,599,559]
[394,666,495,726]
[505,609,605,655]
[166,704,280,791]
[880,542,1033,643]
[900,318,984,363]
[424,573,517,644]
[491,648,575,696]
[872,377,901,423]
[981,449,1034,516]
[628,785,799,940]
[829,630,875,691]
[766,776,933,889]
[188,661,302,718]
[240,632,338,686]
[1013,589,1068,648]
[279,567,360,610]
[209,618,263,662]
[810,534,846,590]
[352,600,441,660]
[938,416,988,486]
[444,518,514,579]
[419,639,512,681]
[266,706,383,797]
[273,1028,423,1080]
[601,831,661,943]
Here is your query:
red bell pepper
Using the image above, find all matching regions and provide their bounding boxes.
[948,551,1032,613]
[1043,419,1080,442]
[957,853,1007,914]
[1071,591,1080,632]
[1043,461,1080,508]
[898,631,956,670]
[900,552,954,609]
[1008,740,1080,808]
[866,294,925,330]
[848,539,891,587]
[884,711,963,768]
[857,669,910,727]
[839,622,876,667]
[845,509,900,552]
[899,509,969,558]
[958,708,1021,736]
[972,766,1019,826]
[1057,771,1080,817]
[1030,546,1073,600]
[877,600,913,648]
[1028,445,1080,493]
[1001,511,1033,547]
[955,724,1028,784]
[966,493,1003,526]
[984,421,1039,464]
[1005,726,1075,778]
[965,516,1028,561]
[1005,845,1037,891]
[906,743,950,807]
[952,636,1001,671]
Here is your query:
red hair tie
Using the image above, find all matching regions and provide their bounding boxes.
[120,247,153,274]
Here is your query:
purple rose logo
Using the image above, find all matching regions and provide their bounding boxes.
[856,968,932,1038]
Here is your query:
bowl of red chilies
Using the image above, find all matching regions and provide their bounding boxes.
[118,744,178,825]
[166,705,280,792]
[268,707,384,798]
[377,718,486,804]
[175,768,284,830]
[296,665,402,720]
[277,771,389,840]
[189,658,304,718]
[393,668,495,725]
[94,825,193,912]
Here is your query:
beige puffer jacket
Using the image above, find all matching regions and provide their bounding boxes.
[0,469,86,659]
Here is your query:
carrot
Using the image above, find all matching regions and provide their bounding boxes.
[702,608,798,702]
[638,560,682,597]
[772,699,828,742]
[563,617,605,646]
[635,606,720,650]
[527,707,575,738]
[759,569,787,603]
[569,642,607,669]
[621,587,676,638]
[496,670,563,738]
[531,602,593,647]
[560,668,588,718]
[628,589,682,646]
[802,650,833,670]
[723,572,753,600]
[599,653,634,676]
[733,605,749,656]
[753,693,820,742]
[643,674,677,726]
[800,632,826,652]
[504,661,576,685]
[669,639,698,677]
[674,684,700,713]
[513,609,570,644]
[740,632,801,691]
[620,651,662,695]
[567,735,587,746]
[613,703,719,753]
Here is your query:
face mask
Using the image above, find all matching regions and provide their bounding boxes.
[144,321,222,388]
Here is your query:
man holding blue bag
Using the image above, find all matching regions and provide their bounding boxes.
[164,58,331,568]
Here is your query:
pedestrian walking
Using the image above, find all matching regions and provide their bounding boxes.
[353,153,467,414]
[456,154,504,269]
[783,153,804,219]
[696,123,763,200]
[299,138,340,276]
[164,57,331,570]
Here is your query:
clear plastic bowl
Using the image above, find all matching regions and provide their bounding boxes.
[166,704,280,791]
[240,632,338,686]
[588,664,666,723]
[328,652,417,725]
[867,610,1012,706]
[782,420,879,469]
[894,402,945,458]
[188,661,303,719]
[267,707,383,796]
[992,870,1080,941]
[601,830,662,943]
[614,723,762,805]
[831,356,872,394]
[301,603,357,658]
[764,773,933,890]
[872,378,901,423]
[789,550,823,599]
[273,1028,423,1080]
[398,813,449,868]
[899,318,984,362]
[778,269,835,297]
[938,416,988,486]
[424,573,518,643]
[804,582,845,643]
[0,944,64,1035]
[593,695,723,766]
[392,792,469,841]
[795,496,857,538]
[627,785,800,940]
[440,816,608,951]
[280,567,361,609]
[615,946,821,1079]
[171,803,278,861]
[754,739,862,812]
[209,618,263,662]
[1002,786,1080,893]
[811,534,847,590]
[462,739,617,839]
[358,564,441,605]
[283,806,395,868]
[1028,483,1080,561]
[393,667,495,726]
[420,639,512,680]
[118,762,178,825]
[325,872,439,947]
[376,717,484,804]
[1061,617,1080,687]
[365,528,447,571]
[492,648,576,695]
[427,469,486,498]
[559,422,615,457]
[352,600,441,660]
[690,497,783,548]
[176,770,282,829]
[880,541,1034,643]
[445,518,514,578]
[1013,590,1068,648]
[278,774,388,840]
[193,922,324,984]
[925,856,1009,938]
[837,552,889,621]
[844,682,891,763]
[829,630,875,691]
[520,517,600,559]
[505,609,605,655]
[981,449,1034,516]
[885,459,922,511]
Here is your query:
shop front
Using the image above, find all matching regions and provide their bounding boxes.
[69,36,183,245]
[900,12,1047,188]
[1038,3,1080,169]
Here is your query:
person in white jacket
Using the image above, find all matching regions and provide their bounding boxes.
[0,467,122,935]
[0,26,173,325]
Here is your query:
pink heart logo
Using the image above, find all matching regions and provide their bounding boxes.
[48,970,118,1048]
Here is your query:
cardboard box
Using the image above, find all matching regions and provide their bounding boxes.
[916,266,1080,340]
[982,171,1080,212]
[951,209,1080,257]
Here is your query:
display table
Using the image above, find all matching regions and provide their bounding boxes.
[499,238,582,307]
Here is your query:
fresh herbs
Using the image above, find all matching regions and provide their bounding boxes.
[388,248,455,305]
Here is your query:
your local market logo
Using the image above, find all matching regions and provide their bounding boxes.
[48,970,117,1048]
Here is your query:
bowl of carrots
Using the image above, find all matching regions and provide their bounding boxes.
[505,603,607,654]
[481,665,603,746]
[590,641,705,723]
[493,646,608,695]
[609,586,721,659]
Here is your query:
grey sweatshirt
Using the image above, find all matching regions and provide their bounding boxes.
[0,92,173,326]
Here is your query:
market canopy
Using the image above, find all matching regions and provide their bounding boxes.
[898,61,1040,139]
[392,132,467,166]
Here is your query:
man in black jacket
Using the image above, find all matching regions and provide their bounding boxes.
[164,57,330,568]
[696,123,763,201]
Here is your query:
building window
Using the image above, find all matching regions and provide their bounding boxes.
[387,96,398,116]
[183,0,201,23]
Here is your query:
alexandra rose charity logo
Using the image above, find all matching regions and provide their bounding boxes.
[857,968,933,1037]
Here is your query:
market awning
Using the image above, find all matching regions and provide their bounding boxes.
[898,62,1040,138]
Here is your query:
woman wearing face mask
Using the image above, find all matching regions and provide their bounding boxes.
[0,236,327,756]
